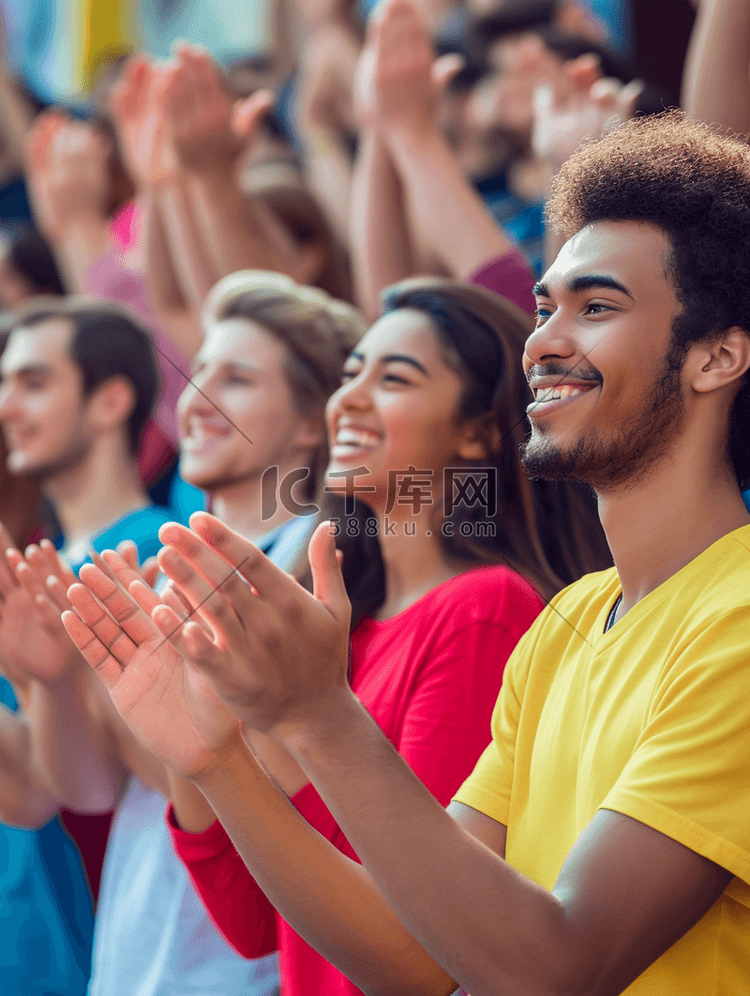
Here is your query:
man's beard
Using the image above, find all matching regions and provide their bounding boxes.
[521,346,686,494]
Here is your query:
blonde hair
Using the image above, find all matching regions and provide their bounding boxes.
[204,270,365,498]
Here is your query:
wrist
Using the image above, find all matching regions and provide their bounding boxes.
[271,685,365,762]
[189,728,250,792]
[383,120,444,157]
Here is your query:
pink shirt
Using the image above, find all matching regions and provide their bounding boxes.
[468,249,537,315]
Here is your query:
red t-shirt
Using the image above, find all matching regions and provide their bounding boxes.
[167,565,544,995]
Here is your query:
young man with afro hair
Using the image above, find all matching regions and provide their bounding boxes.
[65,110,750,995]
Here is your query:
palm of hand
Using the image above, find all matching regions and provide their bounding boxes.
[0,584,72,685]
[108,634,239,780]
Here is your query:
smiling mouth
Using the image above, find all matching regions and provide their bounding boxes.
[527,383,598,415]
[330,428,382,456]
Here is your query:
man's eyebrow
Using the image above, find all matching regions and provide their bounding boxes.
[3,363,55,378]
[534,275,634,299]
[568,274,634,299]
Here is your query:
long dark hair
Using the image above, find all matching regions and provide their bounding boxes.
[323,278,611,628]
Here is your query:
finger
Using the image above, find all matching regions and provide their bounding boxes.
[39,539,77,589]
[116,540,140,573]
[308,521,350,624]
[61,609,123,689]
[12,558,48,605]
[151,603,226,676]
[231,90,274,139]
[0,521,19,593]
[127,578,164,617]
[431,53,465,95]
[156,545,245,638]
[617,78,645,120]
[66,582,139,667]
[175,513,290,601]
[141,558,160,589]
[103,548,155,594]
[46,575,72,614]
[77,563,157,645]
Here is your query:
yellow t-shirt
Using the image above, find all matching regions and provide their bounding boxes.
[454,523,750,993]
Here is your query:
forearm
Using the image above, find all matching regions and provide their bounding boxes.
[195,738,454,996]
[386,126,515,280]
[682,0,750,133]
[350,130,416,321]
[168,767,218,834]
[282,690,574,996]
[152,183,218,314]
[302,129,353,247]
[27,664,125,812]
[0,704,60,828]
[50,215,112,293]
[188,169,304,281]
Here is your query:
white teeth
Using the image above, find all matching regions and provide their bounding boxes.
[534,385,588,403]
[335,428,380,448]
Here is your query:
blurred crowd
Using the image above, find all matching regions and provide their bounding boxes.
[0,0,749,993]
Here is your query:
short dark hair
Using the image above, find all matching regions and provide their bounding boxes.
[546,110,750,490]
[8,297,159,455]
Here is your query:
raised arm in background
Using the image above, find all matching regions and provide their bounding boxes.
[294,19,362,245]
[163,45,307,286]
[24,112,112,292]
[682,0,750,134]
[350,0,517,318]
[109,54,206,358]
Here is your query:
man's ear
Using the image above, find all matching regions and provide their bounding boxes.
[87,375,137,434]
[691,327,750,395]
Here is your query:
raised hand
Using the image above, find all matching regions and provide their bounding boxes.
[25,111,111,241]
[161,44,244,176]
[0,522,79,687]
[295,21,361,135]
[150,513,351,741]
[109,53,179,190]
[62,551,241,780]
[353,0,463,137]
[532,58,644,173]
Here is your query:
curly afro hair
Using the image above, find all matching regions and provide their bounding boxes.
[546,109,750,490]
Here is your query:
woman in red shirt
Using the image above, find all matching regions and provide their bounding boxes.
[65,278,610,996]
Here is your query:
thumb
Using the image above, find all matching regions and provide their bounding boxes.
[231,89,275,140]
[308,521,350,624]
[431,53,465,96]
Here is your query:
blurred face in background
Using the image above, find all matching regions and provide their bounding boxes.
[0,320,93,479]
[177,318,323,493]
[466,33,567,151]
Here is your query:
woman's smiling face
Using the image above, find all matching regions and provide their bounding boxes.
[324,308,478,510]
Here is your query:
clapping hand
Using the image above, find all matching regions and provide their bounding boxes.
[62,548,241,781]
[0,523,80,689]
[148,512,351,744]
